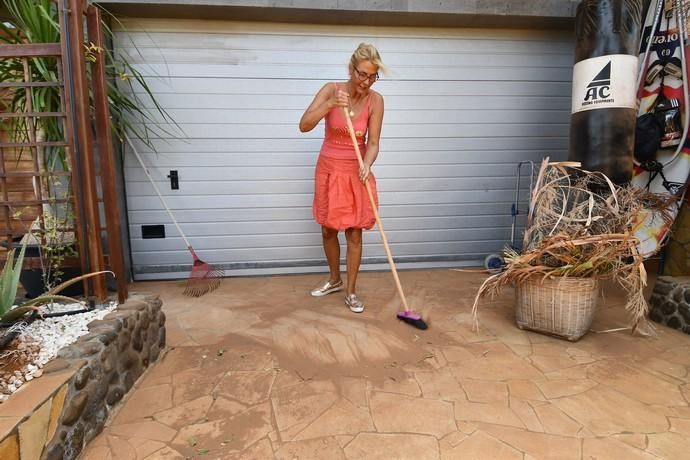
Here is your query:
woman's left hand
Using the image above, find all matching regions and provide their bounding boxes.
[359,163,371,183]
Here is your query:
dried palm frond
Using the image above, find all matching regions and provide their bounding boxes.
[473,158,677,333]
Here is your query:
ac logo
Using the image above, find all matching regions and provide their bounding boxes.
[571,54,636,114]
[584,61,611,102]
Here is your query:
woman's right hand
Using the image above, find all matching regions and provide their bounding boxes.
[331,89,350,109]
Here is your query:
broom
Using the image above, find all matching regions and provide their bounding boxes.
[125,134,223,297]
[342,108,428,330]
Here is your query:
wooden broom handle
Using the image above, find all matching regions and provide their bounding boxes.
[342,107,410,312]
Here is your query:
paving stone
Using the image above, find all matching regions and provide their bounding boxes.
[509,398,544,432]
[109,421,177,443]
[216,370,274,405]
[271,381,339,438]
[612,433,648,450]
[142,446,185,459]
[531,403,583,436]
[132,439,167,459]
[294,398,374,440]
[112,384,173,424]
[414,370,465,401]
[171,402,272,455]
[344,433,439,460]
[647,431,690,459]
[370,391,456,438]
[582,437,658,460]
[106,435,137,460]
[206,397,248,421]
[368,375,421,397]
[81,445,112,460]
[171,369,225,406]
[275,437,345,460]
[587,359,686,406]
[451,354,544,381]
[535,379,598,399]
[227,438,274,459]
[550,387,669,436]
[507,380,546,401]
[442,430,521,460]
[153,396,214,429]
[478,423,581,460]
[461,380,508,404]
[335,377,368,408]
[440,346,475,364]
[454,400,525,429]
[670,416,690,436]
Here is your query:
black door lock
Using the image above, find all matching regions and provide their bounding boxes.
[167,170,179,190]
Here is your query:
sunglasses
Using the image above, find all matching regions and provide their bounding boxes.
[353,67,379,83]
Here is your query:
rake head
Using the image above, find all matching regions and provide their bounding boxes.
[183,258,224,297]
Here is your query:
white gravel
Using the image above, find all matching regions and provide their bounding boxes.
[0,301,117,402]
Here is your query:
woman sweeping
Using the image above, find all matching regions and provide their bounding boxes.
[299,43,385,313]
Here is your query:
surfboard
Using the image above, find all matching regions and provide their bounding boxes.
[632,0,690,257]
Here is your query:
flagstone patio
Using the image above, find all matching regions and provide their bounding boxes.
[81,269,690,459]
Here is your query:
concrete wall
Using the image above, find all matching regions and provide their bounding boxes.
[96,0,580,29]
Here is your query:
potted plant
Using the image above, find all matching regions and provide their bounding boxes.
[0,0,176,296]
[472,159,674,341]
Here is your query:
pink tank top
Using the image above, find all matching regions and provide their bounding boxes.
[320,84,371,160]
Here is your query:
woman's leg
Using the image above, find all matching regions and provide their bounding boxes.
[322,226,341,282]
[344,227,363,295]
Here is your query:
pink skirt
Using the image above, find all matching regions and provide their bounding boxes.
[313,155,378,230]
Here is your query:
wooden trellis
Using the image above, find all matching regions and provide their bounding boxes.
[0,0,127,303]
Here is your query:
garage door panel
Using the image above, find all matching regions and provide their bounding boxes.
[136,93,571,111]
[121,149,562,168]
[116,29,571,54]
[130,228,510,253]
[127,202,517,224]
[130,78,571,97]
[126,190,526,211]
[129,215,525,237]
[125,176,523,196]
[118,45,573,69]
[131,240,504,266]
[147,108,568,125]
[128,137,566,154]
[124,163,532,182]
[117,20,571,278]
[139,122,568,139]
[132,63,572,82]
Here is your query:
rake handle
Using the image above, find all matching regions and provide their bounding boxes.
[342,107,410,312]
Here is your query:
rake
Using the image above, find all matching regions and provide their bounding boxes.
[125,134,223,297]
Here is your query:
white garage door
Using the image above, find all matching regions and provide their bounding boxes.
[116,19,572,280]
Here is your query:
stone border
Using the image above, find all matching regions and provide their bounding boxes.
[649,276,690,334]
[0,293,165,460]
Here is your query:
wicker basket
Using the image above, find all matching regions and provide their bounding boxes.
[515,276,599,341]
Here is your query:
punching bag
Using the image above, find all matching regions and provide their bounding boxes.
[569,0,644,184]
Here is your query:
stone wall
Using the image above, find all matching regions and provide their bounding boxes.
[0,293,165,460]
[649,276,690,334]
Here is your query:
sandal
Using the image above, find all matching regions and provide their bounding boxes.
[344,294,365,313]
[311,279,343,297]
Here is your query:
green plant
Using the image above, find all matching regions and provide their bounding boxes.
[0,238,113,323]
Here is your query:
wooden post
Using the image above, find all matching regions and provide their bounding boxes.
[57,3,89,294]
[86,5,128,303]
[65,0,107,299]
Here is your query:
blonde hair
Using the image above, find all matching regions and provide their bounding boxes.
[349,43,386,75]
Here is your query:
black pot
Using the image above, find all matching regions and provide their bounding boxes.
[19,266,84,299]
[1,238,83,298]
